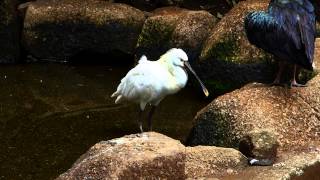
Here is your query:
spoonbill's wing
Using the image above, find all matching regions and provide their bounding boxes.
[111,62,168,109]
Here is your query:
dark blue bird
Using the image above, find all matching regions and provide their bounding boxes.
[244,0,316,87]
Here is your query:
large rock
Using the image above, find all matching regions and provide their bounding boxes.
[57,132,320,179]
[0,0,20,63]
[195,0,318,96]
[187,73,320,152]
[136,7,216,62]
[196,0,276,95]
[57,132,248,179]
[23,0,146,61]
[200,0,269,63]
[57,132,186,179]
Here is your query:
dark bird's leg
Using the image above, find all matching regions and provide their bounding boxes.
[272,61,285,85]
[138,109,144,133]
[290,64,306,87]
[147,106,156,132]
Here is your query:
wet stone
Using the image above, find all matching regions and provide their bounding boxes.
[23,0,146,62]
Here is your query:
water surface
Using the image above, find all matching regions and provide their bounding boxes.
[0,63,208,179]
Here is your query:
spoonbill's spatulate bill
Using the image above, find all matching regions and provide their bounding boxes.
[111,48,209,133]
[244,0,316,87]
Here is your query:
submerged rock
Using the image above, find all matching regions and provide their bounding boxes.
[136,7,216,62]
[23,0,146,61]
[0,0,20,63]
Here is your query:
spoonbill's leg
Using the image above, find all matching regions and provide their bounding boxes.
[138,109,144,133]
[290,64,306,87]
[147,106,156,132]
[272,61,285,85]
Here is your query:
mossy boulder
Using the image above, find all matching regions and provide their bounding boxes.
[136,7,217,62]
[197,0,317,96]
[197,1,271,94]
[0,0,20,63]
[22,0,146,61]
[187,72,320,152]
[200,0,270,63]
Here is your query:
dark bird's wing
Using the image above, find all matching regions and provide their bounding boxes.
[269,0,316,68]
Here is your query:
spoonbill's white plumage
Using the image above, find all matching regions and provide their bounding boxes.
[111,48,209,132]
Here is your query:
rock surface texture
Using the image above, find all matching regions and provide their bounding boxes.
[196,0,318,96]
[57,132,248,179]
[0,0,20,63]
[57,132,320,179]
[136,7,216,62]
[187,75,320,152]
[23,0,146,61]
[195,0,275,95]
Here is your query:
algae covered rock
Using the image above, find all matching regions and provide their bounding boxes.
[200,0,269,63]
[0,0,20,63]
[196,0,317,95]
[23,0,146,61]
[187,73,320,152]
[195,0,274,95]
[136,7,216,61]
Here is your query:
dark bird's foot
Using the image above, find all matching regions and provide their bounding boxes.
[290,81,307,88]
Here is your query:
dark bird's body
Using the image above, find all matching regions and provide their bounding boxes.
[245,0,316,86]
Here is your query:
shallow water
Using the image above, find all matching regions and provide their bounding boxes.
[0,63,209,179]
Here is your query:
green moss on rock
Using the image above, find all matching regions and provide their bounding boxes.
[206,34,241,63]
[204,79,234,96]
[137,19,175,49]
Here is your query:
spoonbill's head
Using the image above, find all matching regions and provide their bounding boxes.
[162,48,209,97]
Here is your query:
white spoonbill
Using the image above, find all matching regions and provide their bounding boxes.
[111,48,209,133]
